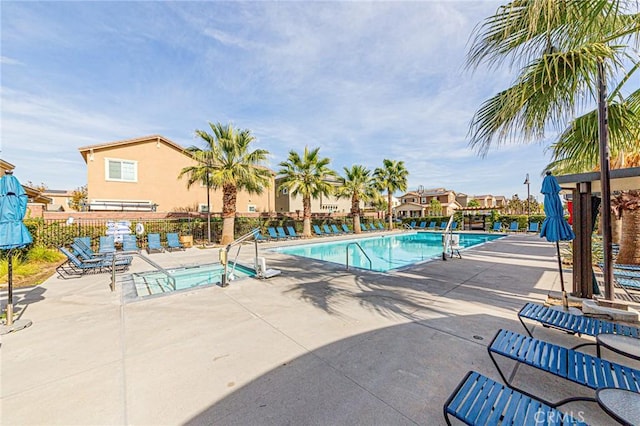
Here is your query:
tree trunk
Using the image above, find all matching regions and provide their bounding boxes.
[617,208,640,264]
[352,195,361,234]
[387,191,393,230]
[302,196,312,237]
[220,184,237,245]
[611,215,622,245]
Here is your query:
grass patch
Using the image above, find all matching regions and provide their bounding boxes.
[0,246,65,288]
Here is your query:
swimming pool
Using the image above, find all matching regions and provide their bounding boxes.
[272,232,503,272]
[131,263,255,297]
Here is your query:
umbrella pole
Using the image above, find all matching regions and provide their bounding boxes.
[555,242,568,309]
[6,252,13,326]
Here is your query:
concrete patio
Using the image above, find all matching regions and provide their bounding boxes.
[1,233,638,425]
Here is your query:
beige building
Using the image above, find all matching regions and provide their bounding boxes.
[274,177,357,214]
[42,189,76,211]
[78,135,275,213]
[470,194,507,208]
[396,188,461,217]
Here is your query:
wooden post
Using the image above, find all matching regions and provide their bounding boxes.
[572,183,593,299]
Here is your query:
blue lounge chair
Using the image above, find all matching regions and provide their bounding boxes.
[439,221,447,230]
[408,221,416,229]
[166,233,185,251]
[253,229,267,242]
[267,227,280,240]
[444,371,587,426]
[488,328,640,406]
[313,224,324,236]
[368,223,377,231]
[146,233,164,253]
[492,222,502,232]
[99,236,116,254]
[450,222,458,230]
[341,224,352,233]
[427,221,436,230]
[276,226,289,239]
[360,223,368,232]
[122,234,141,252]
[518,302,640,338]
[75,237,92,252]
[71,239,103,261]
[286,226,300,238]
[56,247,131,279]
[418,221,427,229]
[376,222,385,230]
[330,224,343,234]
[527,222,540,232]
[508,221,519,232]
[323,224,334,235]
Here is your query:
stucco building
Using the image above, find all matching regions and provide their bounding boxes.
[78,135,275,213]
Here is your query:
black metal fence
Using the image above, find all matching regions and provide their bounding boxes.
[22,216,365,250]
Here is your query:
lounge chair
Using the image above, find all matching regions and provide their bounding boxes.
[122,234,141,252]
[376,222,385,231]
[527,222,540,233]
[71,239,103,261]
[286,226,300,238]
[166,233,185,251]
[438,221,447,230]
[330,224,343,234]
[508,221,519,232]
[56,247,131,279]
[450,222,458,230]
[491,222,502,232]
[368,223,377,231]
[427,221,436,230]
[488,328,640,406]
[518,302,640,338]
[419,221,428,229]
[253,229,267,242]
[443,371,587,426]
[408,221,416,229]
[323,224,334,235]
[267,227,281,240]
[360,223,368,232]
[341,224,352,234]
[313,224,325,237]
[146,233,164,253]
[276,226,289,239]
[613,268,640,278]
[75,237,93,251]
[99,235,116,254]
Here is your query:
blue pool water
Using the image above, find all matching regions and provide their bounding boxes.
[272,232,502,272]
[132,263,255,297]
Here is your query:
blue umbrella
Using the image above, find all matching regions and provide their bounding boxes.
[540,172,574,308]
[0,170,33,327]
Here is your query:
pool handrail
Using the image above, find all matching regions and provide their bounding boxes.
[346,242,372,271]
[221,228,261,287]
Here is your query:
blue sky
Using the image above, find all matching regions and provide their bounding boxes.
[2,1,577,201]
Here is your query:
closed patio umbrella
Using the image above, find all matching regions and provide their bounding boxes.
[0,170,33,332]
[540,172,575,309]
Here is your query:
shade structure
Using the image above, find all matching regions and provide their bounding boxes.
[0,171,33,329]
[540,172,575,308]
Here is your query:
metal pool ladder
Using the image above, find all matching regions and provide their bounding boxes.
[346,242,372,270]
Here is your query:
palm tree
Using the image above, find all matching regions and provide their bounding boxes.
[373,159,408,230]
[278,147,336,237]
[336,165,376,234]
[179,122,271,245]
[466,1,640,276]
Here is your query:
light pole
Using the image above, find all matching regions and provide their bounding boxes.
[523,174,530,227]
[417,185,424,218]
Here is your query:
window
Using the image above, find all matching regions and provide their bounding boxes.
[248,204,256,212]
[199,204,209,213]
[281,188,288,195]
[105,159,137,182]
[421,197,427,204]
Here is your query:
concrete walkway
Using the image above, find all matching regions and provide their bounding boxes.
[1,233,637,425]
